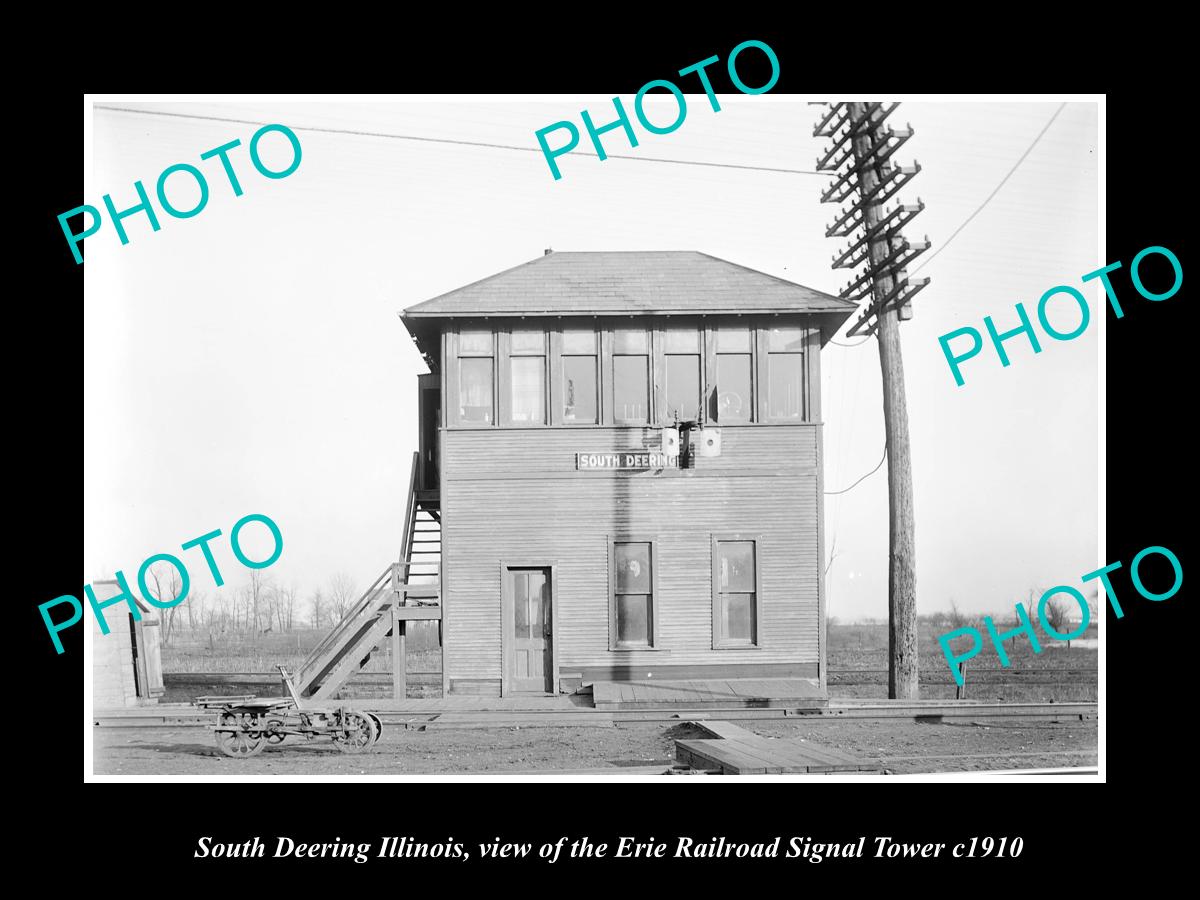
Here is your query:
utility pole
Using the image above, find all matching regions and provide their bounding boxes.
[815,102,931,699]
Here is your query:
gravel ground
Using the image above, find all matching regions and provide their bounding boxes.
[92,718,1096,776]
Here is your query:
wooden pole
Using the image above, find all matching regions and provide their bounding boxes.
[391,563,403,700]
[848,102,918,700]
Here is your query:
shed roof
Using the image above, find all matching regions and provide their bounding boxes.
[402,251,856,319]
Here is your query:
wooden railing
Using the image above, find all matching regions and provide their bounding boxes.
[292,452,427,695]
[293,565,393,692]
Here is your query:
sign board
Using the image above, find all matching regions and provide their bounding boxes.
[576,452,678,470]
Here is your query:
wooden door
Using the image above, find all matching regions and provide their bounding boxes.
[418,375,440,490]
[508,568,552,693]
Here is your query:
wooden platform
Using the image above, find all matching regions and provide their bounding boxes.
[675,721,881,775]
[591,678,825,710]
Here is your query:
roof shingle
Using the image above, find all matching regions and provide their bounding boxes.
[402,251,856,318]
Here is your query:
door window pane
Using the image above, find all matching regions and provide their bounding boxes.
[615,542,651,593]
[529,575,545,634]
[510,357,545,424]
[616,595,652,646]
[511,330,545,354]
[513,574,529,639]
[768,354,804,419]
[459,357,493,423]
[718,541,756,591]
[562,356,598,424]
[613,355,649,424]
[459,330,492,354]
[665,354,701,420]
[715,354,752,422]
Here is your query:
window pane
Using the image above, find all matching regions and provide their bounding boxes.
[719,541,756,591]
[459,357,493,423]
[717,326,752,352]
[615,542,651,593]
[768,353,804,419]
[529,576,545,634]
[513,574,529,639]
[613,329,648,353]
[617,594,652,646]
[724,593,755,643]
[562,330,595,354]
[613,355,649,424]
[665,355,701,420]
[770,326,806,351]
[511,330,545,354]
[510,356,545,423]
[459,330,492,354]
[562,356,598,424]
[664,328,700,353]
[715,354,752,422]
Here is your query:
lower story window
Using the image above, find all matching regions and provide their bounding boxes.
[713,538,760,648]
[611,540,656,649]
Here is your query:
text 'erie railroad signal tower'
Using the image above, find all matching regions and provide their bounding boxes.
[814,101,931,700]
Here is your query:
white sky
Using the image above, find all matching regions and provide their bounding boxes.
[84,97,1098,622]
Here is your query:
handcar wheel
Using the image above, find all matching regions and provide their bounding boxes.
[368,714,383,746]
[333,711,377,754]
[266,718,287,744]
[215,713,267,759]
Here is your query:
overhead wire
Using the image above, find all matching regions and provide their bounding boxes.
[824,445,886,496]
[826,101,1070,351]
[93,105,825,176]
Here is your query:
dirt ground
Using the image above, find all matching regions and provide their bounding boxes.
[92,718,1096,776]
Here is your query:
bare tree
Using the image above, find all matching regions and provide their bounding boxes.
[245,570,273,632]
[281,584,298,630]
[945,597,973,630]
[328,572,358,622]
[309,588,327,629]
[1043,596,1075,637]
[186,590,207,633]
[144,561,184,646]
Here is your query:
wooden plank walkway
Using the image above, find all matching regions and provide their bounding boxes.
[592,678,825,710]
[675,721,881,775]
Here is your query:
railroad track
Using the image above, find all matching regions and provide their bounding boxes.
[95,699,1097,728]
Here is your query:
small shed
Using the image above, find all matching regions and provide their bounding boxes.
[91,578,165,708]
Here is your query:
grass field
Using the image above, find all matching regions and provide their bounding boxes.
[160,620,1096,703]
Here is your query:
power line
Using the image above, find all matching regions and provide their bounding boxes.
[912,102,1067,275]
[826,102,1070,348]
[94,105,824,176]
[824,444,886,496]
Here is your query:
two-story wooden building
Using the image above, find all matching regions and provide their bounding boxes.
[292,251,856,704]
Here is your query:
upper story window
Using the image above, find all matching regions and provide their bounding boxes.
[561,330,598,425]
[663,327,702,421]
[457,329,494,424]
[613,329,649,425]
[448,320,812,428]
[713,326,753,423]
[765,327,805,421]
[508,330,546,425]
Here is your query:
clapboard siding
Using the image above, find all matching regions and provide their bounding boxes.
[441,426,823,689]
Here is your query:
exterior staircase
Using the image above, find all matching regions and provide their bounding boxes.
[292,453,441,700]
